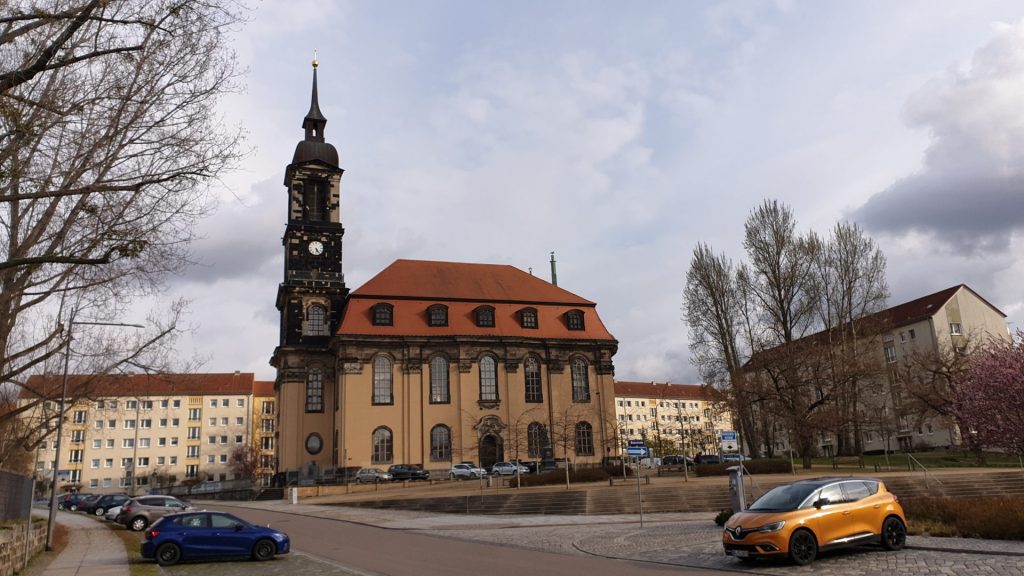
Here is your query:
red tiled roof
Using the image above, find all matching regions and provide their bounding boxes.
[339,259,616,341]
[353,259,594,305]
[253,380,275,398]
[614,381,711,400]
[21,372,256,400]
[882,284,1005,326]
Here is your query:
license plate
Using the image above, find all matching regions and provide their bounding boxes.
[728,549,749,558]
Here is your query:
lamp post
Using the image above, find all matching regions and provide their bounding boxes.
[46,319,144,551]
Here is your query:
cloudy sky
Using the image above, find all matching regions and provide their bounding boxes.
[162,1,1024,383]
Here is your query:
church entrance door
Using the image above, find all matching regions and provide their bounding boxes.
[479,434,502,469]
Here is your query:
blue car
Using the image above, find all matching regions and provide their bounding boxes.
[141,511,290,566]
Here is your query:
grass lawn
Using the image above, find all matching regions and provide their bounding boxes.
[807,450,1024,470]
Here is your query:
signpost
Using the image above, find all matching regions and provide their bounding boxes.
[721,430,738,453]
[627,439,647,527]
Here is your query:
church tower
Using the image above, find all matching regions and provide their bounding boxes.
[272,56,347,470]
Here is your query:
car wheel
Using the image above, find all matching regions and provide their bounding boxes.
[252,538,276,561]
[449,473,456,480]
[788,529,817,566]
[881,516,906,550]
[130,516,148,531]
[156,542,181,566]
[94,508,105,516]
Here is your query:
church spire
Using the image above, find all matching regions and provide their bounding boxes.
[303,50,327,142]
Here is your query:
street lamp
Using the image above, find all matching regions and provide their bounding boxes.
[46,319,144,551]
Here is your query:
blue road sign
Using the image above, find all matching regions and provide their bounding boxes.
[628,439,646,447]
[721,431,738,442]
[626,447,648,457]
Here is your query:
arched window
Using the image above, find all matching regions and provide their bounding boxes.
[524,357,542,403]
[571,357,590,402]
[306,304,328,336]
[373,356,393,404]
[372,427,393,463]
[518,307,538,329]
[427,304,448,327]
[474,305,495,327]
[305,368,323,413]
[479,356,498,401]
[527,422,546,458]
[430,425,451,461]
[566,309,585,330]
[575,422,594,456]
[430,356,450,404]
[372,303,393,326]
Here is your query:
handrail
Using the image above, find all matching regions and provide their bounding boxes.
[906,453,943,488]
[740,463,766,498]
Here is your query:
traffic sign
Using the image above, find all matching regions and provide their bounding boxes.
[628,439,646,447]
[720,431,738,442]
[626,447,648,457]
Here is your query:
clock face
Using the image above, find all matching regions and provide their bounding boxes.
[308,240,324,255]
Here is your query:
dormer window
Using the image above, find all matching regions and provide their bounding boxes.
[372,303,394,326]
[427,304,448,327]
[475,306,495,327]
[519,307,538,329]
[566,309,585,330]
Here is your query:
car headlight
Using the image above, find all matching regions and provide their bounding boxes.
[757,521,786,533]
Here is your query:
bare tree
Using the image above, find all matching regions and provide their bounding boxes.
[229,443,262,483]
[1,1,244,430]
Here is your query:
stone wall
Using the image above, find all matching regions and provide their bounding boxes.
[0,520,46,576]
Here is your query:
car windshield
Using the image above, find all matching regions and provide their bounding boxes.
[748,483,819,511]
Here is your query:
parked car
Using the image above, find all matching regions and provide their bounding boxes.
[79,493,129,516]
[72,494,100,512]
[104,505,124,522]
[449,463,486,480]
[59,492,94,511]
[491,462,529,476]
[512,460,539,473]
[661,455,694,467]
[141,511,290,566]
[722,453,747,463]
[387,464,430,481]
[723,477,906,565]
[695,454,721,465]
[117,495,192,531]
[354,467,392,484]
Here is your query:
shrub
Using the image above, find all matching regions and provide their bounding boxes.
[903,496,1024,540]
[694,459,792,476]
[714,508,733,526]
[515,466,619,487]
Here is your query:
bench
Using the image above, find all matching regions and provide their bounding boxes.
[831,456,864,469]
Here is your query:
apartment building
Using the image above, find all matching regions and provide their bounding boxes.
[614,381,733,458]
[22,372,272,494]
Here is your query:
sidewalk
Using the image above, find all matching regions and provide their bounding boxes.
[28,510,130,576]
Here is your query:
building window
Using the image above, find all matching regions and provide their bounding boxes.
[262,401,274,414]
[373,356,393,404]
[188,408,200,421]
[430,356,450,404]
[371,427,393,464]
[524,357,542,403]
[306,368,324,412]
[571,358,590,402]
[261,436,274,450]
[475,306,495,327]
[306,304,328,336]
[528,422,546,458]
[575,422,594,456]
[430,425,451,461]
[518,307,538,329]
[427,304,448,327]
[372,303,394,326]
[566,310,585,330]
[305,433,323,455]
[304,179,327,221]
[73,410,86,424]
[909,329,916,339]
[479,355,498,401]
[884,345,897,364]
[262,419,274,433]
[950,322,962,335]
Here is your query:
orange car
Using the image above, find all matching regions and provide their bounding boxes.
[722,477,906,565]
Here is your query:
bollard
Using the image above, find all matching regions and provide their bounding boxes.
[288,487,298,504]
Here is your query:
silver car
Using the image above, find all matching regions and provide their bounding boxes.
[354,467,392,483]
[449,463,487,479]
[491,462,528,476]
[116,495,191,531]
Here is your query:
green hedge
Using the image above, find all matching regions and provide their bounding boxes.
[694,459,793,477]
[515,466,632,487]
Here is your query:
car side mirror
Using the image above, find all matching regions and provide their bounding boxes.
[234,524,244,532]
[813,498,828,509]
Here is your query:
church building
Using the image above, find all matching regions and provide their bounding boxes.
[271,62,620,475]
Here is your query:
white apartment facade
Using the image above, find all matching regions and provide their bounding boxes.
[614,381,733,458]
[22,372,272,494]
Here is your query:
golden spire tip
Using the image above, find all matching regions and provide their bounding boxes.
[312,49,319,69]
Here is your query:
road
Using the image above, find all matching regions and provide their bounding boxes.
[211,503,719,576]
